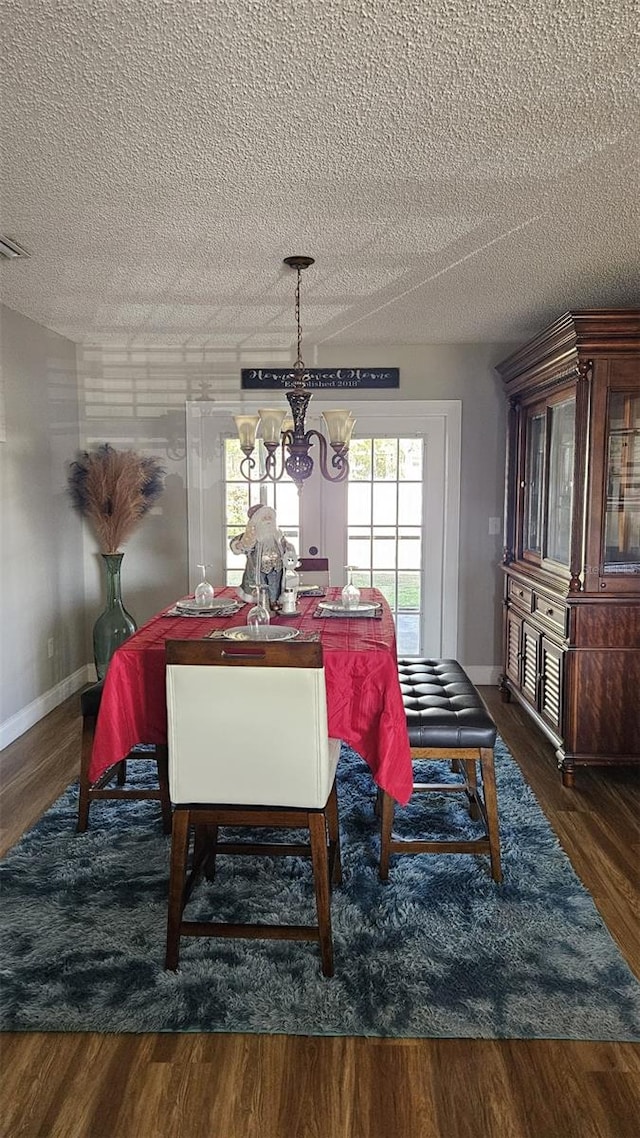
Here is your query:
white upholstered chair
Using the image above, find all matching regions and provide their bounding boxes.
[164,638,342,976]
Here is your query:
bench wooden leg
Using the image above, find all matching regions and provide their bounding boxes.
[480,747,502,883]
[379,747,502,882]
[461,758,481,820]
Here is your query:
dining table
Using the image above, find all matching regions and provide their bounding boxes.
[90,586,413,805]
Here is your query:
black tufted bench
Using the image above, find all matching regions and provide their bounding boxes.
[77,680,172,834]
[379,659,502,881]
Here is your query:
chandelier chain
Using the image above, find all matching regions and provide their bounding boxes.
[295,266,304,371]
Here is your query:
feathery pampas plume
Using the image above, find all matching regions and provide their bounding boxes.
[68,444,165,553]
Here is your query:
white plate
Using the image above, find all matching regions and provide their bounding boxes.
[223,626,300,642]
[317,600,381,614]
[176,598,240,614]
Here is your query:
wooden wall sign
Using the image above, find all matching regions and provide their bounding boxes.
[241,367,399,390]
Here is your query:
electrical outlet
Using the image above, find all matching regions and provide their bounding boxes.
[47,638,55,659]
[488,517,501,536]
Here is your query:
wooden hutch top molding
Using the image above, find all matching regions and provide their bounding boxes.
[497,309,640,396]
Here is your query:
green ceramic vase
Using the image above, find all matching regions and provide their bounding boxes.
[93,553,137,680]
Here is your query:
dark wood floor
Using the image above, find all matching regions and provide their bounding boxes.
[1,687,639,1138]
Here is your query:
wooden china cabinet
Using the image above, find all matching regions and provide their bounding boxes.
[497,309,640,786]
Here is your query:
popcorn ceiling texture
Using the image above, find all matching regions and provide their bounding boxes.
[0,0,638,346]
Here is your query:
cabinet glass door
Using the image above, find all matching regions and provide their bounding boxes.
[604,392,640,574]
[524,410,546,556]
[546,396,575,566]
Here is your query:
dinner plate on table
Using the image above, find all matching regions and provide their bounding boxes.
[223,626,300,642]
[175,598,241,615]
[317,600,381,615]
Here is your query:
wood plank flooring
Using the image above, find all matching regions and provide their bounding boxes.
[1,687,639,1138]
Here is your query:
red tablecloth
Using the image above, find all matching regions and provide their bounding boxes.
[91,587,413,804]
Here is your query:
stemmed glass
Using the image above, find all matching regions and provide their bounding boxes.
[341,565,361,610]
[247,586,271,637]
[194,564,215,608]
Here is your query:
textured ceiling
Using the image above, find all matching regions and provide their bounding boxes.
[0,0,638,350]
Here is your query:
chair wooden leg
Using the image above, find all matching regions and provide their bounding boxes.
[116,760,127,786]
[325,781,342,886]
[309,811,334,977]
[379,790,395,881]
[202,824,219,882]
[76,716,95,833]
[480,748,502,883]
[155,745,173,835]
[165,808,191,970]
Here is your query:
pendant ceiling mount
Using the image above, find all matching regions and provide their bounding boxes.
[283,255,315,271]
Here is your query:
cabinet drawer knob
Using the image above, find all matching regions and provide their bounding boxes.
[546,607,554,616]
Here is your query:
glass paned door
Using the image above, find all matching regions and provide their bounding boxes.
[347,437,423,654]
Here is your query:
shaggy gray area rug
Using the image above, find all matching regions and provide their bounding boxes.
[1,741,639,1039]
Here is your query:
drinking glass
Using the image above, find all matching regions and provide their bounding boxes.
[194,564,215,608]
[341,565,361,609]
[247,586,271,637]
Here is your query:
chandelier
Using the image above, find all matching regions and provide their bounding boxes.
[234,255,355,491]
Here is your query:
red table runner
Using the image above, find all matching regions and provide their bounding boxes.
[91,587,413,804]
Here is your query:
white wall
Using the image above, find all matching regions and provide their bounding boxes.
[0,306,87,745]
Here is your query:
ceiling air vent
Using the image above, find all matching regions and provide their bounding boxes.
[0,235,30,260]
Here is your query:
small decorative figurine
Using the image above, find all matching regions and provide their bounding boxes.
[229,504,297,605]
[279,548,300,613]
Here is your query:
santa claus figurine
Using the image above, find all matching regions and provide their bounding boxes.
[229,504,297,605]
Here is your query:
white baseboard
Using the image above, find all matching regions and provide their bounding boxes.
[465,665,502,686]
[0,665,93,751]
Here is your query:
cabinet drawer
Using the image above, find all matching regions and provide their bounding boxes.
[508,580,533,610]
[533,594,566,633]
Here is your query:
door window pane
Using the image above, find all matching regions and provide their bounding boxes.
[372,530,397,568]
[348,439,372,481]
[373,438,398,480]
[398,529,422,569]
[348,532,371,567]
[398,572,421,609]
[398,482,422,525]
[373,482,397,525]
[348,482,372,525]
[399,438,423,480]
